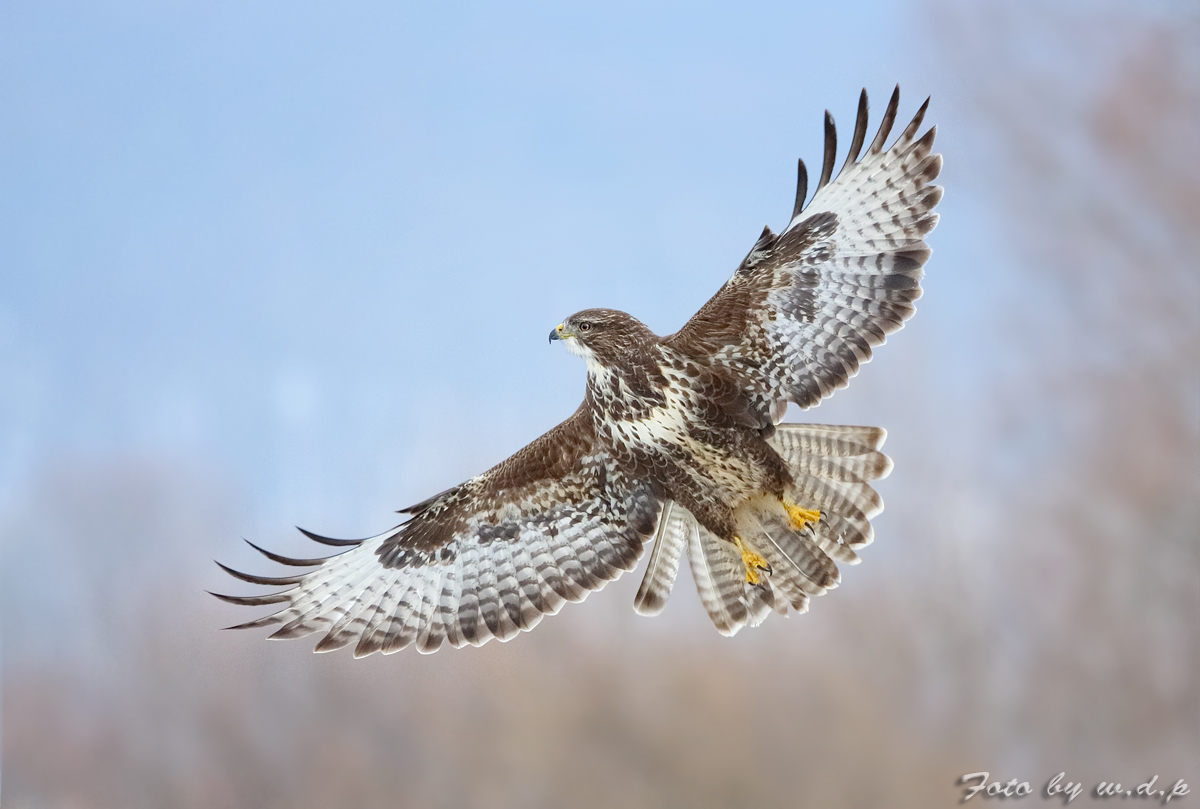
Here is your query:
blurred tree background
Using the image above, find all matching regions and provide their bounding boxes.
[2,1,1196,806]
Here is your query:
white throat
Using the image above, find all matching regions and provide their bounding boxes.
[563,338,612,382]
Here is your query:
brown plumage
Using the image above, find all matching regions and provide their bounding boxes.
[212,87,942,653]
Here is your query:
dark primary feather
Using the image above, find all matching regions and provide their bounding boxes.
[215,561,303,587]
[244,539,328,567]
[840,89,869,177]
[209,590,292,607]
[297,527,365,547]
[867,85,901,155]
[792,159,808,220]
[898,95,931,144]
[818,110,837,192]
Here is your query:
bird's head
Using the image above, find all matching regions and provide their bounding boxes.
[549,308,656,372]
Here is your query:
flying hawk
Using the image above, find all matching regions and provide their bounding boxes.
[213,87,942,655]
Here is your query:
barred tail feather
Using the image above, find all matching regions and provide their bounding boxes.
[687,524,750,636]
[675,421,895,633]
[633,501,695,616]
[756,515,840,594]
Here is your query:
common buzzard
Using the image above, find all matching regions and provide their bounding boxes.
[213,87,942,655]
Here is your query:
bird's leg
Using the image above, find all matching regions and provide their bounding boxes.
[782,497,822,532]
[732,536,771,586]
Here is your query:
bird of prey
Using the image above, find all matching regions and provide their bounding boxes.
[213,87,942,655]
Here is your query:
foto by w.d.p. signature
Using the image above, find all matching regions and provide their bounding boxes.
[959,772,1190,804]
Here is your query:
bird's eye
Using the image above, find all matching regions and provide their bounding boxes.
[579,322,592,332]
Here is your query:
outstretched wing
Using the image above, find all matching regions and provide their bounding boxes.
[665,87,942,412]
[212,407,661,656]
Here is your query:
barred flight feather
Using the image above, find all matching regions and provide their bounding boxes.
[688,524,749,636]
[633,501,693,616]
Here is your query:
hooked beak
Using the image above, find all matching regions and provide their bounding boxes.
[549,323,567,344]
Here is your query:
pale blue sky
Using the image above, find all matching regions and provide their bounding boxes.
[1,0,997,542]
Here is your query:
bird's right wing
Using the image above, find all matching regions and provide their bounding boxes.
[212,406,661,656]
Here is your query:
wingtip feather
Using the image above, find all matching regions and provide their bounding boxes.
[839,88,869,177]
[792,158,808,219]
[868,85,901,155]
[898,96,931,147]
[215,560,303,587]
[223,614,286,631]
[244,539,327,567]
[208,589,292,607]
[296,526,366,547]
[817,110,837,191]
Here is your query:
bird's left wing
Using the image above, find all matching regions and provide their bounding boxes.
[665,87,942,414]
[212,406,661,656]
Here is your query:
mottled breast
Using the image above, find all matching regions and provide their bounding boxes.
[587,346,762,497]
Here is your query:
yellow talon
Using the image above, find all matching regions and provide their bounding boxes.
[783,498,822,532]
[733,536,771,586]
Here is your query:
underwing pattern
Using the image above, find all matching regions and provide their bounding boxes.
[213,87,941,655]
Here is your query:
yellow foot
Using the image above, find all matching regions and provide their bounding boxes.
[782,498,822,532]
[733,536,771,586]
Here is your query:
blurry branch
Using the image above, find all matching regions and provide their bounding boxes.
[955,10,1198,507]
[931,0,1199,767]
